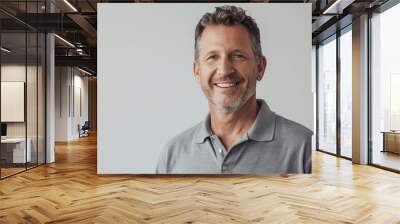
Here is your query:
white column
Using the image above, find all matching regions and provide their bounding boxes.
[352,14,369,164]
[45,1,56,163]
[46,33,55,163]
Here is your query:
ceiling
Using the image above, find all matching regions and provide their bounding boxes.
[0,0,393,75]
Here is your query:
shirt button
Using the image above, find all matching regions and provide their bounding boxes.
[219,148,222,153]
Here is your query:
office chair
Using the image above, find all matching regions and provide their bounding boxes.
[79,121,90,138]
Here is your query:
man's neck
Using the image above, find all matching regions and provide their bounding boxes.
[209,96,259,150]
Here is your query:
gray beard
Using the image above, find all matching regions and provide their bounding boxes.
[208,84,256,114]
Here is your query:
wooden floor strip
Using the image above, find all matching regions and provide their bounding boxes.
[0,134,400,223]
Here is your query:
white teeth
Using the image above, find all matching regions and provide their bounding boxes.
[215,83,237,88]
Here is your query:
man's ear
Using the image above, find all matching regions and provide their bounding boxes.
[193,62,201,83]
[257,56,267,81]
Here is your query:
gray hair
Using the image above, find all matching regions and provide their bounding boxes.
[194,5,263,62]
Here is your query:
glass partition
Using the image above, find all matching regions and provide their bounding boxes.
[0,1,46,179]
[0,31,28,177]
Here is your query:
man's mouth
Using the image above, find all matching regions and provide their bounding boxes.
[214,82,240,88]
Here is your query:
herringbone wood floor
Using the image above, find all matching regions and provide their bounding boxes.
[1,134,400,223]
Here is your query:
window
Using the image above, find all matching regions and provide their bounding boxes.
[318,36,337,154]
[339,28,352,158]
[371,2,400,171]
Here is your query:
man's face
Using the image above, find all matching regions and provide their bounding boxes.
[193,25,266,113]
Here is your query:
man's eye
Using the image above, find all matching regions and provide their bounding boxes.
[232,54,245,59]
[206,55,217,61]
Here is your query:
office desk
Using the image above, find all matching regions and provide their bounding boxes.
[1,138,32,163]
[382,131,400,154]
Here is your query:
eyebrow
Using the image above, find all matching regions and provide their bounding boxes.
[230,49,250,56]
[203,50,218,58]
[203,49,250,58]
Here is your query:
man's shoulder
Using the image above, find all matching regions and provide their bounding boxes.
[163,122,202,150]
[157,123,202,174]
[275,114,313,140]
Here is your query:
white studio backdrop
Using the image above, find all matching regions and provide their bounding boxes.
[98,3,312,174]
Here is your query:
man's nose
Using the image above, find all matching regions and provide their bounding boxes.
[216,57,234,76]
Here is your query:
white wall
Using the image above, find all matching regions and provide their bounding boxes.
[55,67,89,141]
[72,72,89,138]
[98,3,313,174]
[55,67,69,141]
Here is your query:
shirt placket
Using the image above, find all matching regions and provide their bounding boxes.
[209,134,249,173]
[209,135,227,167]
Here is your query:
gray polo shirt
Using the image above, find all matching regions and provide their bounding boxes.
[156,99,312,174]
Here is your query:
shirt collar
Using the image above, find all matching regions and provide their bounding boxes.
[194,114,213,144]
[246,99,276,142]
[194,99,276,144]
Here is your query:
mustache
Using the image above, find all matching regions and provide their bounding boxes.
[211,74,242,83]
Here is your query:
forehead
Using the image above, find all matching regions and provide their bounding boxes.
[197,24,253,53]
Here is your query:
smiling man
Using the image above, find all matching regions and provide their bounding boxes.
[156,5,312,174]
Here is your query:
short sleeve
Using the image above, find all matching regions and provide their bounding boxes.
[155,144,169,174]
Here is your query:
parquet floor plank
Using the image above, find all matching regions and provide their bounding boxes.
[0,134,399,223]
